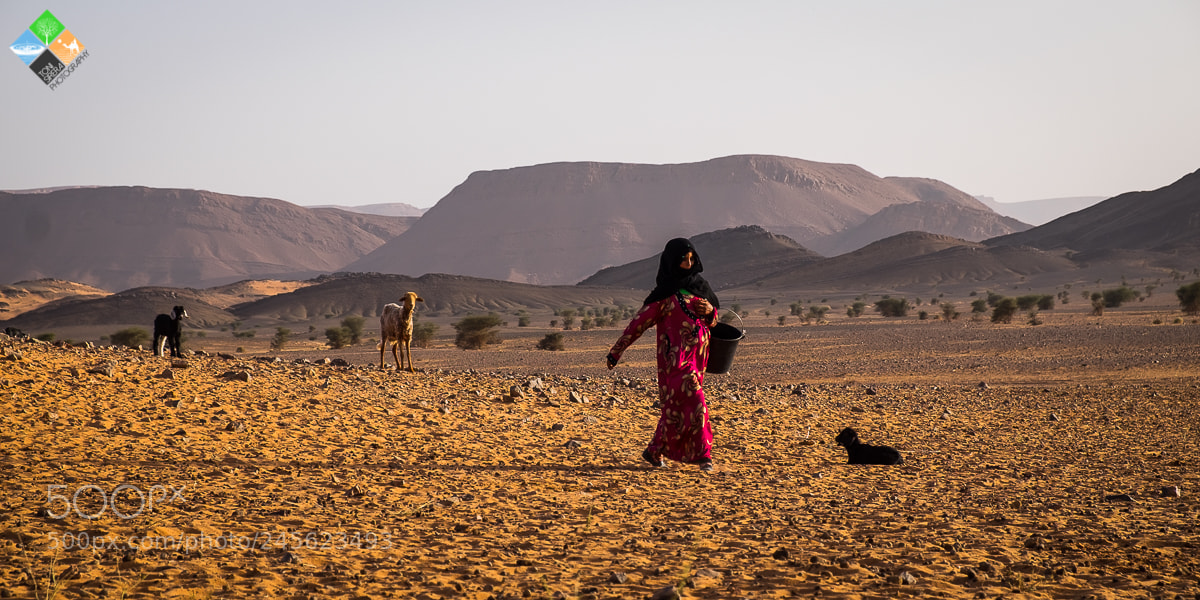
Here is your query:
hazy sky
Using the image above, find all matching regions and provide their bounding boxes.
[3,1,1198,208]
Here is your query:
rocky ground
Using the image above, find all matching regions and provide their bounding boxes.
[1,310,1198,599]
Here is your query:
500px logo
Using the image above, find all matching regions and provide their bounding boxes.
[45,484,186,520]
[9,9,91,89]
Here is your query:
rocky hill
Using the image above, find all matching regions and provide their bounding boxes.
[346,155,1023,285]
[987,168,1200,258]
[579,226,823,291]
[0,187,415,291]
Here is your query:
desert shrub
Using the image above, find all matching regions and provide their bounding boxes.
[1177,282,1200,315]
[986,292,1005,307]
[918,310,929,320]
[559,309,576,331]
[517,315,531,327]
[991,298,1018,324]
[271,327,290,351]
[790,302,804,317]
[580,316,593,331]
[111,327,149,348]
[844,300,864,319]
[341,316,366,344]
[454,313,503,350]
[806,305,830,323]
[536,332,565,351]
[1101,286,1140,308]
[325,327,351,349]
[941,302,960,321]
[874,297,909,318]
[778,315,787,326]
[1016,294,1051,311]
[1027,310,1043,326]
[1090,293,1105,316]
[1037,295,1055,310]
[35,332,55,342]
[234,330,256,338]
[412,321,438,348]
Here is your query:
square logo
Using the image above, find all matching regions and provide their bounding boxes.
[9,10,89,89]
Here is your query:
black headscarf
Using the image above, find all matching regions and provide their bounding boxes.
[643,237,720,309]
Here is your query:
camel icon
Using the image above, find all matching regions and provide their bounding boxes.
[58,38,79,58]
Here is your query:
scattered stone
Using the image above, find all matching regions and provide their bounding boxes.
[978,381,990,390]
[218,353,237,360]
[41,411,60,423]
[694,568,722,579]
[569,391,585,403]
[170,360,189,369]
[772,547,790,560]
[865,387,878,395]
[650,586,680,600]
[438,406,450,415]
[171,428,188,436]
[1104,493,1136,503]
[219,371,252,382]
[509,385,525,398]
[550,423,565,432]
[156,369,175,379]
[581,416,599,425]
[1050,413,1060,422]
[225,420,246,433]
[563,440,582,449]
[1161,486,1181,497]
[280,551,299,564]
[88,362,116,377]
[1024,534,1047,550]
[330,358,350,367]
[527,378,544,391]
[608,572,628,584]
[896,571,918,585]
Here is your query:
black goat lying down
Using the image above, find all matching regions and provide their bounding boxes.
[835,427,904,465]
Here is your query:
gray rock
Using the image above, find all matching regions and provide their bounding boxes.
[608,572,628,584]
[649,586,680,600]
[509,385,525,398]
[569,391,585,403]
[225,420,246,433]
[896,571,917,585]
[88,362,116,377]
[563,440,582,449]
[1104,493,1136,503]
[550,423,565,432]
[1161,486,1181,497]
[157,369,175,379]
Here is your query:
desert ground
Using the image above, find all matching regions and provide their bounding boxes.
[2,301,1198,600]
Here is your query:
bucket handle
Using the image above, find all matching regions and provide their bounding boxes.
[716,308,744,333]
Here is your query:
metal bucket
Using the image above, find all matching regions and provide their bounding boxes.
[705,311,745,374]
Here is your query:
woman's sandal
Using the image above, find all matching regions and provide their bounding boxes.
[642,449,665,468]
[695,460,714,472]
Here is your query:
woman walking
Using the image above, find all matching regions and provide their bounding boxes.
[606,238,720,471]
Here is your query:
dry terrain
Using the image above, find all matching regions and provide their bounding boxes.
[2,305,1198,600]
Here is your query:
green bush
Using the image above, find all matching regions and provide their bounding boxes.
[874,297,909,318]
[412,321,438,348]
[847,301,867,318]
[1101,286,1140,308]
[111,327,150,348]
[991,298,1018,323]
[453,314,503,350]
[537,332,565,351]
[971,299,988,314]
[1177,281,1200,315]
[941,302,960,321]
[559,309,576,331]
[325,327,351,349]
[271,327,290,351]
[35,332,55,342]
[341,316,366,344]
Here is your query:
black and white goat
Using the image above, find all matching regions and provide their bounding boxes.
[153,305,188,357]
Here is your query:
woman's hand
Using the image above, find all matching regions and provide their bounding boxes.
[606,353,619,370]
[694,298,713,316]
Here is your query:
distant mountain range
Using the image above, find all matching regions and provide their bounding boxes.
[348,155,1030,284]
[311,202,427,218]
[977,195,1107,226]
[0,187,417,291]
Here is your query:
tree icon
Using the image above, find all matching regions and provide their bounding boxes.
[30,11,65,46]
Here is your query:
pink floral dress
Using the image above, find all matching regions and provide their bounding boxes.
[609,292,717,464]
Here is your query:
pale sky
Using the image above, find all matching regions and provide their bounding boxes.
[3,1,1198,208]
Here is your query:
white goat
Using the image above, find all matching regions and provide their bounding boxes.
[380,291,423,372]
